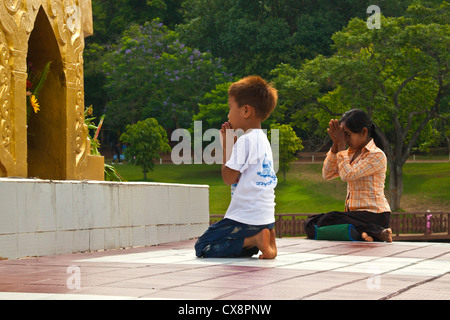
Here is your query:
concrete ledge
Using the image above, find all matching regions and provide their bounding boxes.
[0,178,209,259]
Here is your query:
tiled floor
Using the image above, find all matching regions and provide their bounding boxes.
[0,238,449,300]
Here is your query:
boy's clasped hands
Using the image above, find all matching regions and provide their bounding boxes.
[220,121,237,161]
[220,121,236,142]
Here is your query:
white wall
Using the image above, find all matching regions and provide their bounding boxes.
[0,178,209,260]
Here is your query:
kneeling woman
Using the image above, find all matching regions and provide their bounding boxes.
[305,109,392,242]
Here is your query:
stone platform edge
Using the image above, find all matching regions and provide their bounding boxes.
[0,178,209,260]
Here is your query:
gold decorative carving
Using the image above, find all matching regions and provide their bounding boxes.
[0,0,103,180]
[0,25,14,177]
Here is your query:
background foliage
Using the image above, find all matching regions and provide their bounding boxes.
[84,0,449,210]
[86,0,448,142]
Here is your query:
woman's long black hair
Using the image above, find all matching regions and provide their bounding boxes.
[339,109,385,151]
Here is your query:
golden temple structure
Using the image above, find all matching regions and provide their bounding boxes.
[0,0,104,180]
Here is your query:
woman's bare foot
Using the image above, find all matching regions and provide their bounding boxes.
[243,229,276,259]
[361,232,373,242]
[378,228,393,243]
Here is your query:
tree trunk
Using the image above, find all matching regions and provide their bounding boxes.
[388,162,403,212]
[446,135,450,155]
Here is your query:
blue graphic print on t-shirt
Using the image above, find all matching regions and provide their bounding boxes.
[256,154,277,187]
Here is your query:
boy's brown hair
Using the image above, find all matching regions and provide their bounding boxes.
[228,76,278,121]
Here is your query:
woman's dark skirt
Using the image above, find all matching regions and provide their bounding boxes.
[304,211,391,241]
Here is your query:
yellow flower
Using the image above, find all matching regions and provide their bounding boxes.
[30,95,40,113]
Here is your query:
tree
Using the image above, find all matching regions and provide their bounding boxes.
[120,118,171,180]
[270,2,449,210]
[178,0,414,78]
[270,124,303,182]
[88,0,183,44]
[270,62,330,151]
[193,82,231,132]
[102,20,232,132]
[83,0,185,121]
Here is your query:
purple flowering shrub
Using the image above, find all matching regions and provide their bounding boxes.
[103,19,232,131]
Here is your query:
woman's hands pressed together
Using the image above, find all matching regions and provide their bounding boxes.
[327,119,347,153]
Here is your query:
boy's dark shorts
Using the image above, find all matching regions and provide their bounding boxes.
[195,218,274,258]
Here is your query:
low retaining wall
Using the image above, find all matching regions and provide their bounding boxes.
[0,178,209,260]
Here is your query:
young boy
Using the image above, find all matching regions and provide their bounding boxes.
[195,76,278,259]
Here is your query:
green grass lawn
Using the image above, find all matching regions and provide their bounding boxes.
[397,163,450,212]
[112,161,450,215]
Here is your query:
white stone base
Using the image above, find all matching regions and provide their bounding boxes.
[0,178,209,259]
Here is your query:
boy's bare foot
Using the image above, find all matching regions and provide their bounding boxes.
[378,228,393,243]
[258,229,276,259]
[269,229,277,258]
[361,232,373,242]
[243,229,276,259]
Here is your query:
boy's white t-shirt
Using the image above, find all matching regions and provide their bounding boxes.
[224,129,277,225]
